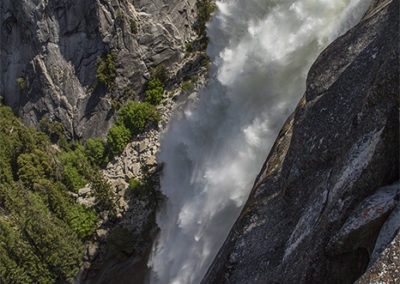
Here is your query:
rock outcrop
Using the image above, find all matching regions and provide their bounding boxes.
[0,0,198,139]
[202,0,399,283]
[356,231,400,283]
[1,0,210,281]
[76,49,209,284]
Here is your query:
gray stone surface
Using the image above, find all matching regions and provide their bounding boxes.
[202,0,399,283]
[0,0,198,139]
[356,231,400,284]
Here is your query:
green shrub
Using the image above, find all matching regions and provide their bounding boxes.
[107,124,131,155]
[181,80,194,93]
[128,178,142,196]
[39,118,68,149]
[115,10,125,26]
[59,144,93,192]
[16,77,25,90]
[85,137,107,166]
[123,86,137,99]
[62,164,88,192]
[17,149,52,187]
[185,41,194,53]
[116,10,124,20]
[143,65,168,105]
[130,19,138,34]
[46,182,98,239]
[147,78,163,90]
[149,64,168,85]
[111,98,122,111]
[128,178,141,190]
[117,101,160,135]
[67,205,98,239]
[96,53,117,90]
[194,0,216,49]
[0,154,13,184]
[145,85,164,105]
[90,172,115,212]
[107,102,160,156]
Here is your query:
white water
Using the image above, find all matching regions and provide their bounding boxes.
[149,0,372,283]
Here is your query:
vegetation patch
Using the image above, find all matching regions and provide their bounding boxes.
[16,77,25,90]
[191,0,216,51]
[39,118,69,149]
[150,64,168,85]
[130,19,138,34]
[0,102,116,283]
[84,137,108,166]
[107,101,160,155]
[128,178,143,196]
[145,78,164,105]
[143,64,169,105]
[181,79,194,93]
[96,53,117,90]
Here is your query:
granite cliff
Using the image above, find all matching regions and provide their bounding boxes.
[1,0,210,282]
[1,0,398,283]
[1,0,198,139]
[203,0,399,282]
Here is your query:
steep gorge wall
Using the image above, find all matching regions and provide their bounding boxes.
[203,0,399,282]
[0,0,197,139]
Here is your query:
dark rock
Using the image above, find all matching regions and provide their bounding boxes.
[202,0,399,283]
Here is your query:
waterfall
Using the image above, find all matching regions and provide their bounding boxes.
[149,0,372,283]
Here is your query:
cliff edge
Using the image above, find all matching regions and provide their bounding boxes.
[203,0,399,282]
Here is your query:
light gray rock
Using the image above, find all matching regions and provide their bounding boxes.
[96,229,108,241]
[87,241,100,261]
[77,196,96,208]
[78,186,92,196]
[0,0,198,139]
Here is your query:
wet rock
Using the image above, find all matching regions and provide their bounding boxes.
[203,0,399,283]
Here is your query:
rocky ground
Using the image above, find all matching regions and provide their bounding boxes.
[76,52,209,283]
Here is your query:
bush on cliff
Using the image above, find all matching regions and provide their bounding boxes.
[107,101,160,155]
[96,52,117,90]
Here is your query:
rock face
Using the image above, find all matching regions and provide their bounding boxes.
[0,0,197,139]
[203,0,399,283]
[76,45,209,284]
[356,231,400,283]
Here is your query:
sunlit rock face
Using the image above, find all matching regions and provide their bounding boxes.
[202,0,399,283]
[0,0,197,139]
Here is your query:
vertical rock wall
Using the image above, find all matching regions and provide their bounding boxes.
[203,0,399,283]
[0,0,197,139]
